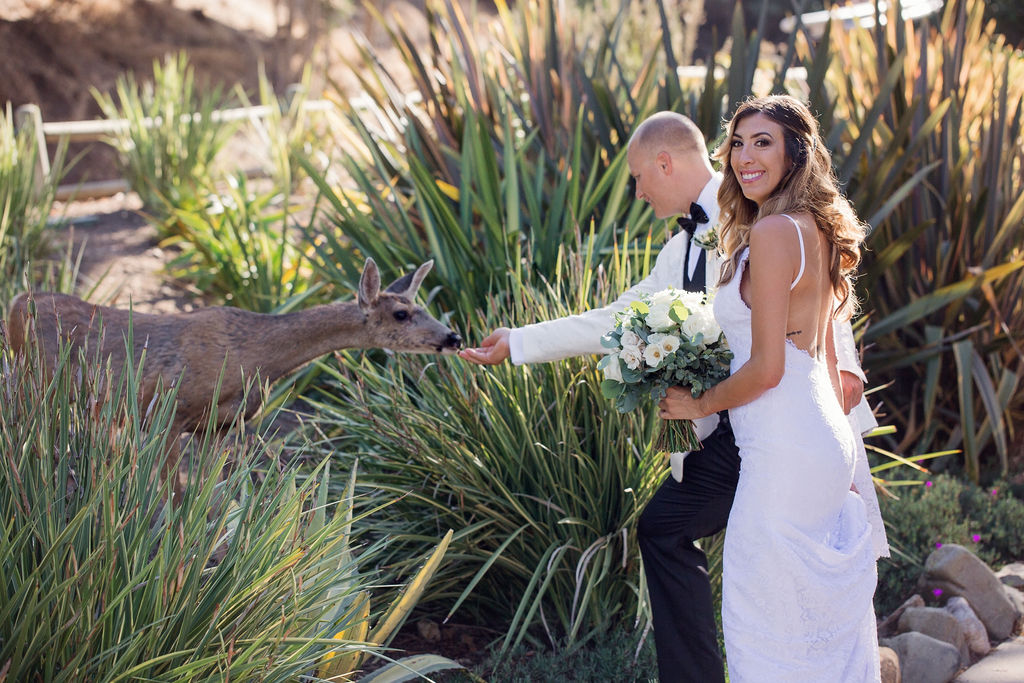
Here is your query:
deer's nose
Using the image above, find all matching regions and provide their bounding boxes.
[445,332,463,349]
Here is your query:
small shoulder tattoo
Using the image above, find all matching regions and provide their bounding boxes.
[786,330,802,337]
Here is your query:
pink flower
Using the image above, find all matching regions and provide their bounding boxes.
[925,481,933,488]
[991,488,999,497]
[935,542,943,548]
[933,588,943,598]
[972,534,981,543]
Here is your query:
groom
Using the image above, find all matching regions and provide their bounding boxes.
[459,111,878,682]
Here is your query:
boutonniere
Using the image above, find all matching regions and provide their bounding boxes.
[693,226,719,253]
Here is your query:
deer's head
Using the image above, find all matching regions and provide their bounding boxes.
[357,258,462,354]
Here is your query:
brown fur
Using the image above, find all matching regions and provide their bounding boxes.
[6,258,461,439]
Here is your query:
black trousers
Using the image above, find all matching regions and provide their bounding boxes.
[637,419,741,683]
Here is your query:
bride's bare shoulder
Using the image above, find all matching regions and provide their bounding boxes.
[748,214,802,253]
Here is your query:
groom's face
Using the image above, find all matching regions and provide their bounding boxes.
[628,145,676,219]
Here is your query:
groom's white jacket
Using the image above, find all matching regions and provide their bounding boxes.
[507,174,890,558]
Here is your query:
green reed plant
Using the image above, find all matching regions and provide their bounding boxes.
[307,0,834,317]
[808,0,1024,481]
[0,103,68,301]
[163,172,317,312]
[309,0,682,308]
[301,238,667,655]
[304,100,650,317]
[236,63,328,192]
[0,325,454,681]
[93,51,236,222]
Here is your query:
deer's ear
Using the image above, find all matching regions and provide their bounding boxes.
[358,258,381,310]
[385,259,434,300]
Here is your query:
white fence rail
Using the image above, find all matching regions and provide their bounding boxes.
[14,98,334,202]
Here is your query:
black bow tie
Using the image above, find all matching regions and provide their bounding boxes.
[677,202,709,235]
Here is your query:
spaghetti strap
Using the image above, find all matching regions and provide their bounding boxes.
[781,213,805,290]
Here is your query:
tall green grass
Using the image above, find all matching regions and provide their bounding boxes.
[0,326,454,681]
[162,173,316,312]
[236,63,328,192]
[93,52,236,222]
[305,243,666,655]
[0,103,69,304]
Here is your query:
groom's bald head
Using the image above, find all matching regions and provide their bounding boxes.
[628,112,706,159]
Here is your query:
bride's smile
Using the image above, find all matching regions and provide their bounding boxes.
[729,113,792,204]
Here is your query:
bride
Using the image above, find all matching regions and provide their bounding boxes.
[659,95,880,681]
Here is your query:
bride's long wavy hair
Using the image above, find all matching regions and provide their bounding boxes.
[713,95,867,319]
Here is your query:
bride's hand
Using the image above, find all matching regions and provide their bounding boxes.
[659,386,707,420]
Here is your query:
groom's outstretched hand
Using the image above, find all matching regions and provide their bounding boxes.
[459,327,511,365]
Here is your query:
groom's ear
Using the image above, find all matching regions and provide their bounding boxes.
[657,150,673,175]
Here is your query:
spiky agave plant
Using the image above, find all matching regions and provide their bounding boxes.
[811,0,1024,481]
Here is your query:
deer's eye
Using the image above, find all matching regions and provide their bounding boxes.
[393,310,410,322]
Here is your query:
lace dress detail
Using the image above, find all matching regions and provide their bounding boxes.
[715,246,880,682]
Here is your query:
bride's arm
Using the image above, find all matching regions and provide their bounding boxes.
[660,216,798,420]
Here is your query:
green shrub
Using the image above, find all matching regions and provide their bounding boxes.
[162,173,316,312]
[0,326,452,681]
[93,51,236,222]
[302,240,667,655]
[0,103,69,303]
[875,474,1024,615]
[474,629,658,682]
[816,0,1024,482]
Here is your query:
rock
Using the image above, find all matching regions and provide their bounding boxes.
[898,606,968,665]
[918,544,1018,640]
[953,635,1024,682]
[882,632,962,683]
[878,593,926,638]
[945,596,992,659]
[879,645,901,683]
[416,618,441,642]
[995,562,1024,591]
[1003,584,1024,628]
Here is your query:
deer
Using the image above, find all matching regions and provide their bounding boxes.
[6,258,462,493]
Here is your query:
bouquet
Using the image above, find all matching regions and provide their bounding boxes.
[597,287,732,454]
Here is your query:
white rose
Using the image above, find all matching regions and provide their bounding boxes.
[647,332,681,355]
[680,303,722,343]
[602,354,624,383]
[678,290,706,313]
[645,289,680,332]
[620,330,642,349]
[621,346,644,370]
[643,343,667,368]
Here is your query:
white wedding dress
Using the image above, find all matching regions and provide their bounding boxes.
[714,218,880,682]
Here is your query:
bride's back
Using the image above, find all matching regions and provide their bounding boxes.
[782,211,845,405]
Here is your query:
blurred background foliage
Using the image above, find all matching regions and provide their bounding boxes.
[2,0,1023,677]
